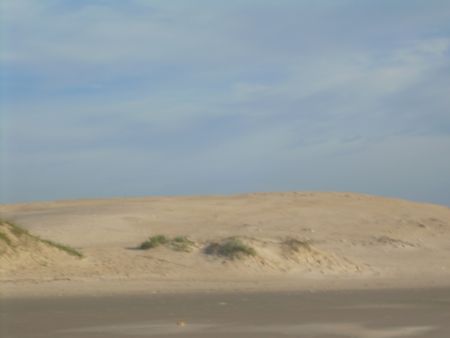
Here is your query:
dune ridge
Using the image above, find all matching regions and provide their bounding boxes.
[0,220,82,276]
[1,192,450,297]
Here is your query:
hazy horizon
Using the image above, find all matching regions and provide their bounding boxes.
[1,1,449,206]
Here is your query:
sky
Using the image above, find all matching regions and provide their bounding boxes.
[1,0,450,205]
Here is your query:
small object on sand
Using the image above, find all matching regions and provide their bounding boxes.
[176,320,186,327]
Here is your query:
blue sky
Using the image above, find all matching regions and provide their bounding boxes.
[1,0,450,205]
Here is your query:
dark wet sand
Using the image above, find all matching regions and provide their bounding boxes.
[2,288,450,338]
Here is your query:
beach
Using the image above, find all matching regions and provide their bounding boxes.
[2,192,450,337]
[3,288,450,337]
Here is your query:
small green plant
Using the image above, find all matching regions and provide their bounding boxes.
[204,237,256,259]
[139,234,169,250]
[170,236,195,252]
[138,235,195,252]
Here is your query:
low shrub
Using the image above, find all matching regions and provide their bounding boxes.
[204,237,256,259]
[138,235,195,252]
[170,236,195,252]
[139,235,169,250]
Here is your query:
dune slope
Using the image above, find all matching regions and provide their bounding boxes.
[1,192,450,296]
[0,220,82,278]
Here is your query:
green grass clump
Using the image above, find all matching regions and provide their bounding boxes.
[170,236,195,252]
[204,237,256,259]
[138,235,195,252]
[139,234,169,250]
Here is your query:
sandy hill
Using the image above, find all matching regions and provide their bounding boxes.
[0,220,82,277]
[1,192,450,296]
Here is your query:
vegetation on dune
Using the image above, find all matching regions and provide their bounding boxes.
[138,235,195,252]
[8,221,30,237]
[282,238,313,252]
[39,238,84,258]
[0,231,12,245]
[0,219,83,258]
[204,237,256,259]
[170,236,195,252]
[139,234,169,250]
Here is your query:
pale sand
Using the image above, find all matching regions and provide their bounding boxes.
[1,192,450,297]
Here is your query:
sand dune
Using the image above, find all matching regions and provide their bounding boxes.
[0,220,82,278]
[1,192,450,297]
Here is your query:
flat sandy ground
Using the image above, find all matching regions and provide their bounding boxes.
[2,288,450,338]
[1,192,450,297]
